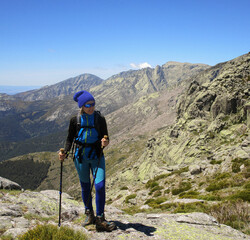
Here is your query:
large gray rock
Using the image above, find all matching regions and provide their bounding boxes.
[211,95,238,119]
[0,176,22,190]
[177,53,250,121]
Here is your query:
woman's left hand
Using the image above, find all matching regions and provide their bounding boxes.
[101,137,109,148]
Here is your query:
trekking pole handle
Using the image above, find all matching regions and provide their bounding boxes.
[60,148,65,154]
[59,148,69,160]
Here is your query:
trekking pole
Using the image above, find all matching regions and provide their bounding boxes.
[86,135,108,209]
[58,148,64,227]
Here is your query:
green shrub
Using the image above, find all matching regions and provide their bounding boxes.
[232,157,249,165]
[171,166,189,175]
[164,189,170,194]
[154,197,168,204]
[171,189,181,195]
[1,234,12,240]
[172,181,192,195]
[222,115,230,122]
[232,158,250,174]
[173,202,208,214]
[149,185,164,195]
[229,189,250,202]
[225,220,246,231]
[208,131,215,139]
[160,202,177,211]
[145,197,168,208]
[179,190,199,199]
[125,194,137,203]
[214,172,231,180]
[230,174,246,187]
[145,198,155,205]
[145,199,159,209]
[210,160,222,165]
[122,206,145,215]
[116,194,123,199]
[232,162,241,173]
[159,203,178,213]
[197,194,221,201]
[18,224,88,240]
[145,180,159,189]
[153,190,162,197]
[198,182,205,187]
[120,186,128,190]
[243,166,250,178]
[106,198,113,205]
[154,173,170,181]
[206,180,230,192]
[244,181,250,189]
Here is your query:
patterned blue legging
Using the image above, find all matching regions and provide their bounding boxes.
[74,156,106,216]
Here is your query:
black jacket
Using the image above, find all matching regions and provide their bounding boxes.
[64,111,108,153]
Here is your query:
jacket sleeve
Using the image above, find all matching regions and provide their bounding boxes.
[64,116,77,153]
[100,115,109,140]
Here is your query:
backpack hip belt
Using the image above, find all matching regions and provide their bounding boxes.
[73,140,102,163]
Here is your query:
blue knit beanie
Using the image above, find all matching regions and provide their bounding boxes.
[73,91,95,108]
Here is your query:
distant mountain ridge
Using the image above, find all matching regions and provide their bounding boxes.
[91,62,210,113]
[0,61,209,161]
[14,73,104,101]
[9,62,209,104]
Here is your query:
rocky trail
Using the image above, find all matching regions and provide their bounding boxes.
[0,177,249,240]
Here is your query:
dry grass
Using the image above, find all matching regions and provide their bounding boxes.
[209,200,250,234]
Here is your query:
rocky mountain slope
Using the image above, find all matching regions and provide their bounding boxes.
[105,54,250,231]
[103,52,250,234]
[0,177,249,239]
[106,52,249,179]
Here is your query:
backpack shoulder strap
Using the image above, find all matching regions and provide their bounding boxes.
[76,111,103,137]
[76,112,81,133]
[76,112,96,133]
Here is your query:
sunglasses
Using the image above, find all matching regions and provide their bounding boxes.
[83,102,95,108]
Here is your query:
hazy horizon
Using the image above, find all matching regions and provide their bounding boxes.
[0,85,42,95]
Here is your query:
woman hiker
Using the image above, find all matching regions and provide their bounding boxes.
[58,90,116,232]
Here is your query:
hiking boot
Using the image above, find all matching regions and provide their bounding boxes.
[82,209,95,226]
[95,213,116,232]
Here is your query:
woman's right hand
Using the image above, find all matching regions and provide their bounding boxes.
[58,149,66,162]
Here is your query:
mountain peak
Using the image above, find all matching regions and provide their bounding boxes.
[14,73,104,101]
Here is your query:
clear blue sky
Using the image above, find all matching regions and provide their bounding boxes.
[0,0,249,86]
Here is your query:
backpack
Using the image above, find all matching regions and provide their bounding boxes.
[72,111,103,162]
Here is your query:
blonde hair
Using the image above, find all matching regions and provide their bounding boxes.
[80,107,84,115]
